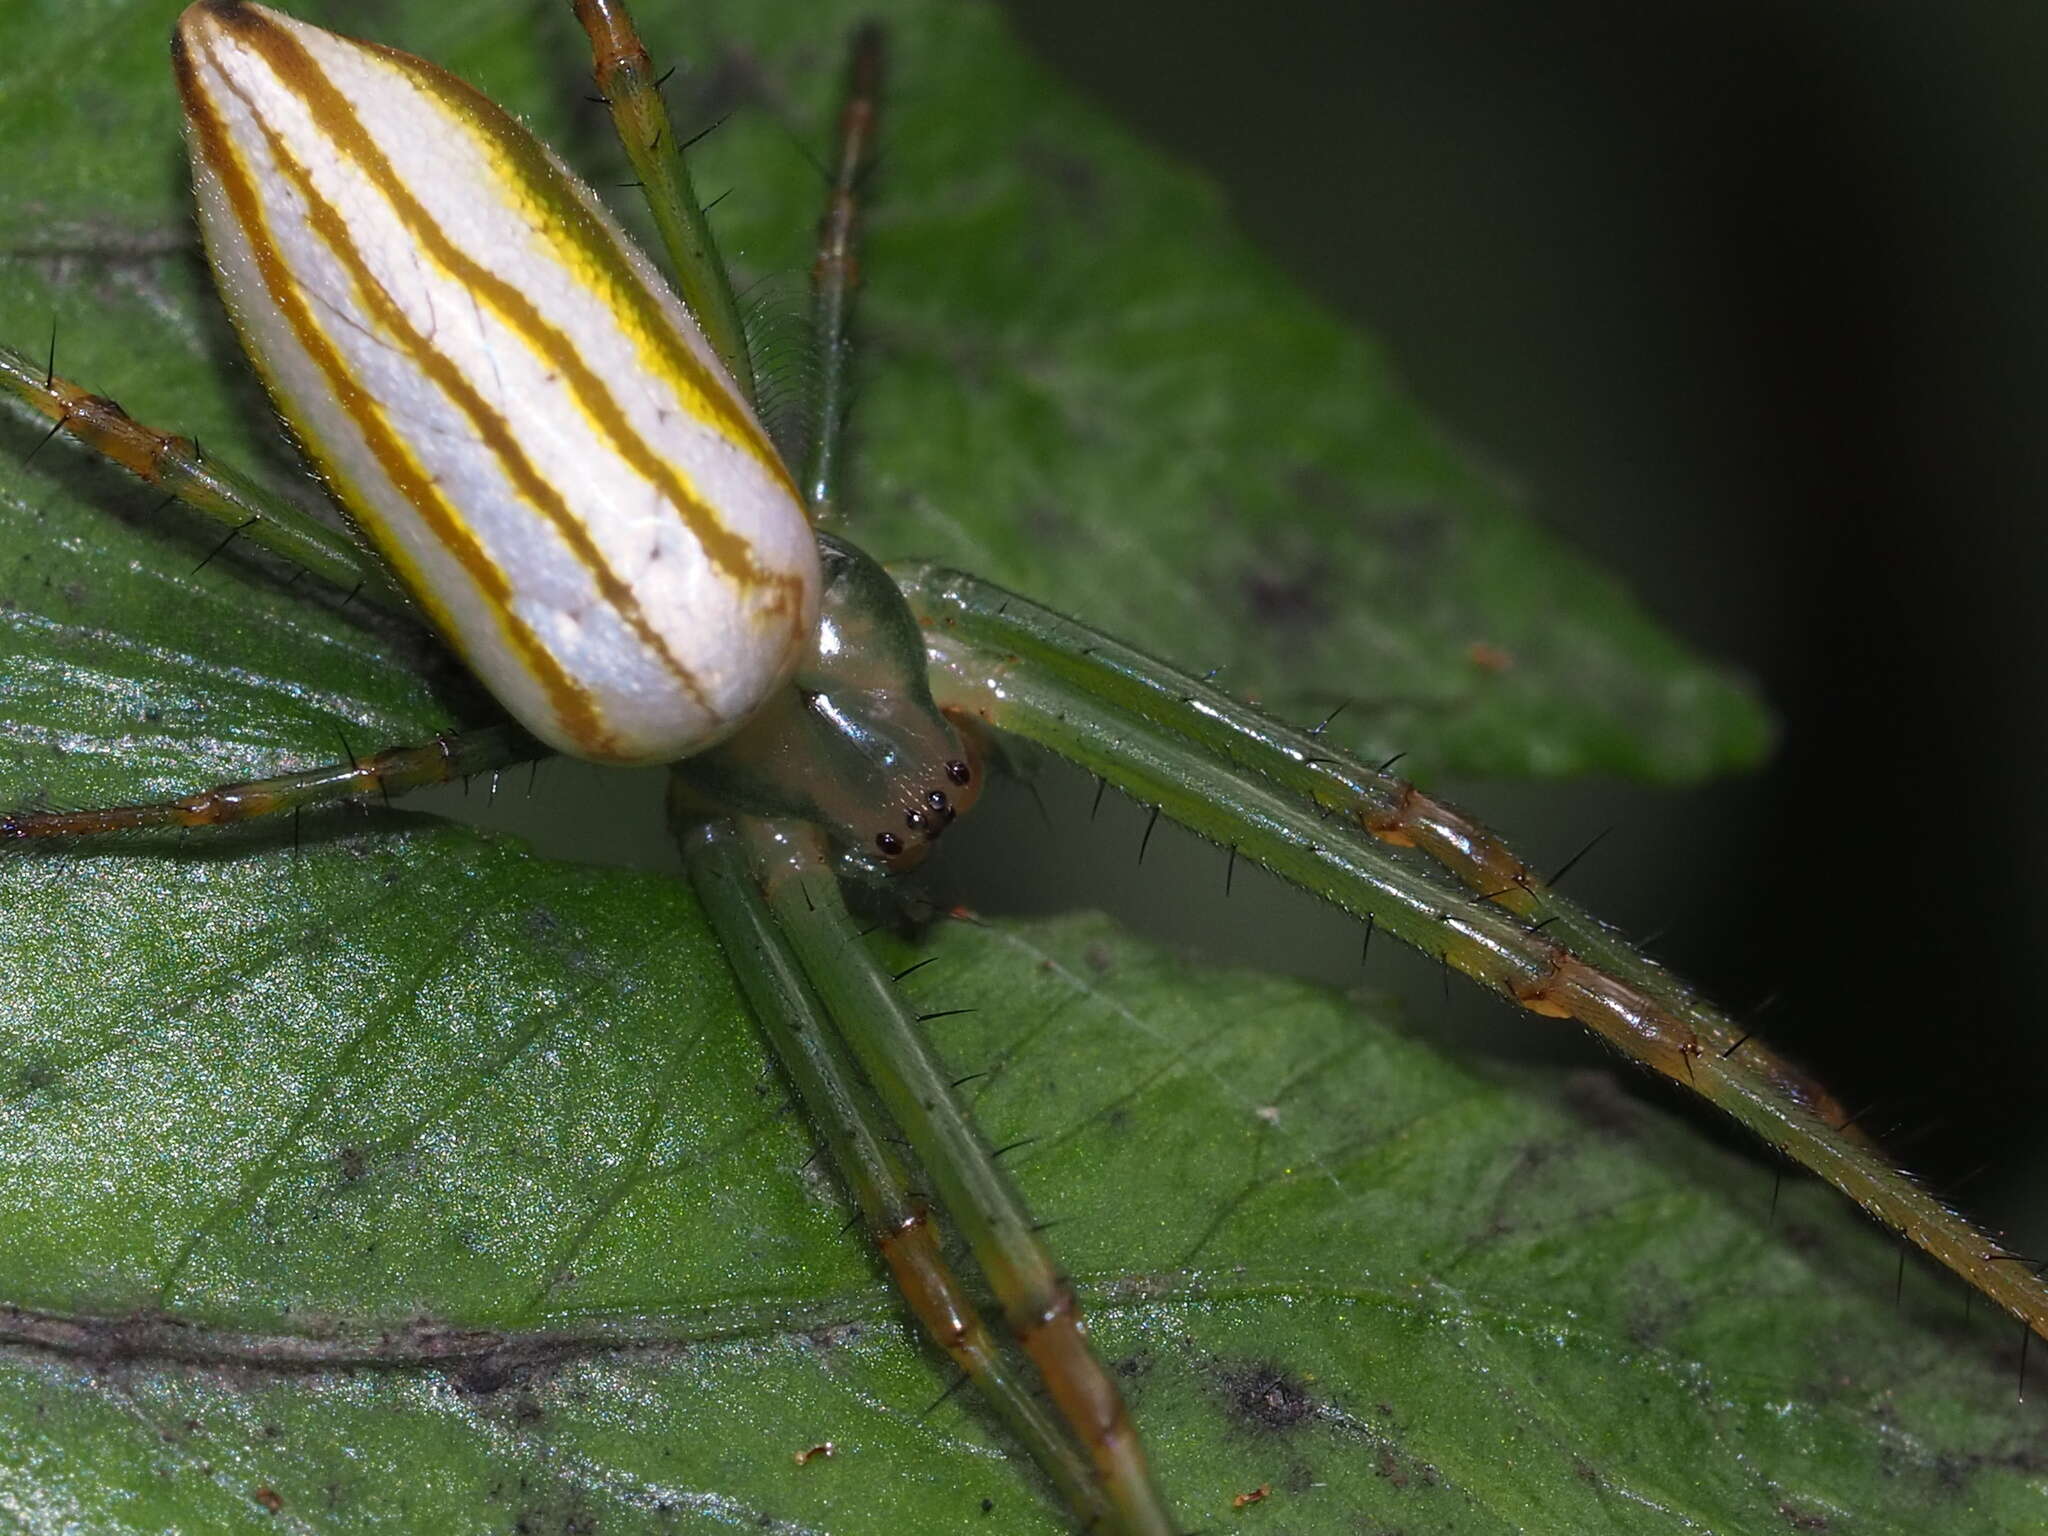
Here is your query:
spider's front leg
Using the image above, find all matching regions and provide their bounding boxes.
[899,562,2048,1352]
[738,817,1171,1530]
[683,817,1117,1532]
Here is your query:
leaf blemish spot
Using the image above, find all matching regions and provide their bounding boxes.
[1214,1359,1318,1437]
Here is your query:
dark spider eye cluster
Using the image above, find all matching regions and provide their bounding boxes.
[873,762,974,859]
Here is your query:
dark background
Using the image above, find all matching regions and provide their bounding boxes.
[984,2,2048,1249]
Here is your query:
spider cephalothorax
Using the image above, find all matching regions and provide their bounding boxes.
[669,533,985,874]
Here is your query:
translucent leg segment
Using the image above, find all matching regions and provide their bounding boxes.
[1,725,541,843]
[680,816,1114,1530]
[730,815,1175,1536]
[898,561,2048,1348]
[572,0,755,403]
[0,342,403,610]
[803,27,884,522]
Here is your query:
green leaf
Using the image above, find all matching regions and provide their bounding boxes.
[0,2,2026,1534]
[1,859,2041,1532]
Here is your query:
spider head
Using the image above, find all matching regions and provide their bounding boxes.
[863,717,985,873]
[668,533,987,875]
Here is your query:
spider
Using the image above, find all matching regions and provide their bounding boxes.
[0,1,2043,1531]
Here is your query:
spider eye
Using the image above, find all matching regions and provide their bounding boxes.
[945,759,971,786]
[875,831,903,857]
[905,809,929,833]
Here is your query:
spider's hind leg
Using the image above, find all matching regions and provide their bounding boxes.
[0,342,404,610]
[2,725,545,848]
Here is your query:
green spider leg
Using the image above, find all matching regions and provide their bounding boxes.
[896,563,2048,1352]
[706,814,1174,1535]
[592,8,1173,1528]
[800,24,882,523]
[681,820,1114,1531]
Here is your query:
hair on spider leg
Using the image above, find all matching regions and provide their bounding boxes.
[1136,803,1162,865]
[1832,1100,1886,1137]
[190,515,260,576]
[738,276,824,457]
[1983,1250,2044,1270]
[1544,825,1614,890]
[1305,699,1351,738]
[635,90,723,151]
[918,1368,982,1423]
[21,413,69,467]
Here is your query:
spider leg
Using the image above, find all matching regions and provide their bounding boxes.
[899,561,2048,1353]
[2,725,542,845]
[800,26,883,523]
[573,0,754,404]
[683,817,1116,1531]
[0,343,404,609]
[712,813,1175,1536]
